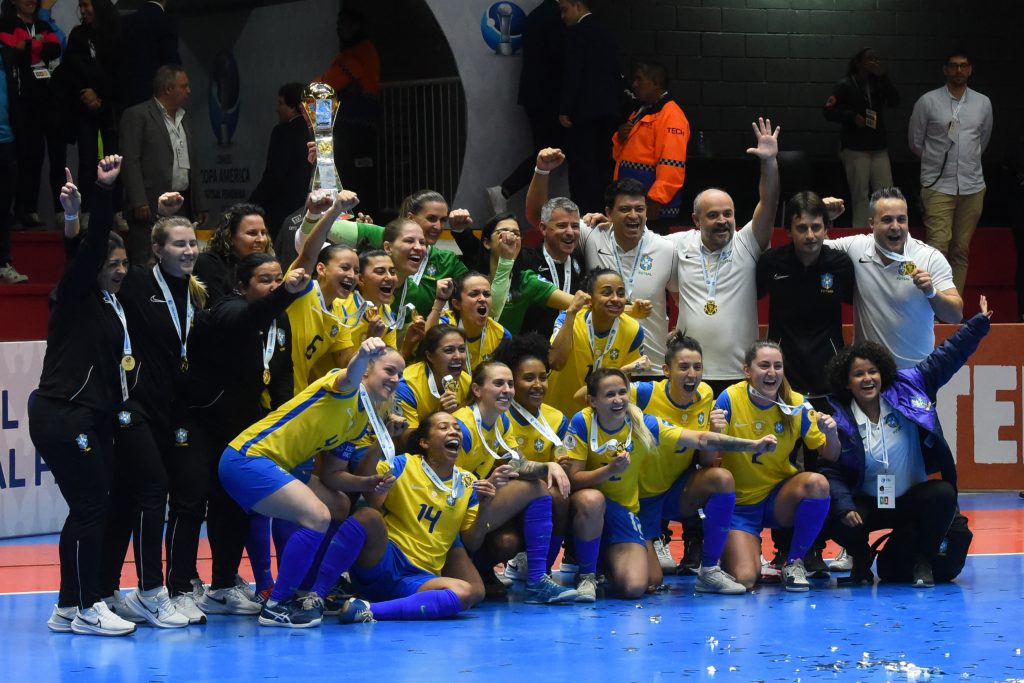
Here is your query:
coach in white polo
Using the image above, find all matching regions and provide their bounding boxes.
[669,118,781,393]
[827,186,963,369]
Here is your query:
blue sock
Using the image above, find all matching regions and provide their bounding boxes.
[788,497,831,563]
[700,492,736,567]
[272,518,300,573]
[546,534,564,572]
[269,527,325,603]
[246,514,274,593]
[523,497,553,583]
[299,520,341,591]
[370,588,462,621]
[576,536,601,575]
[310,518,366,597]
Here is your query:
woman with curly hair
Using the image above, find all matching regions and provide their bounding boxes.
[194,202,272,303]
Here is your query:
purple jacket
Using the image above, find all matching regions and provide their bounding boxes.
[823,313,990,516]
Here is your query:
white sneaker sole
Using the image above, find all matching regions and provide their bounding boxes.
[198,597,261,616]
[695,582,746,595]
[125,591,189,629]
[47,616,74,633]
[257,615,322,628]
[70,620,135,636]
[783,583,810,592]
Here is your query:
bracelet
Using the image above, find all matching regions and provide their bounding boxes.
[533,167,550,175]
[64,213,79,222]
[303,212,323,223]
[926,288,937,299]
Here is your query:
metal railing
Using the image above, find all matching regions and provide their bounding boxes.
[377,77,466,214]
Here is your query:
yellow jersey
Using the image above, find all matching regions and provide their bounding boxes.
[339,294,398,350]
[633,380,713,498]
[396,362,473,430]
[438,313,511,372]
[714,381,826,505]
[377,454,478,575]
[565,408,685,513]
[509,403,569,464]
[229,370,369,472]
[286,281,353,393]
[546,308,644,418]
[452,405,517,479]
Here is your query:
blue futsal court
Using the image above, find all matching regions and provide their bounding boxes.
[3,492,1023,682]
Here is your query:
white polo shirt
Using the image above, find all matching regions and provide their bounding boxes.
[670,223,762,380]
[852,397,927,499]
[826,234,955,369]
[578,224,676,367]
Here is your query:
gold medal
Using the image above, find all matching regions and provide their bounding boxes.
[902,261,916,276]
[120,355,136,371]
[704,300,718,316]
[807,409,818,423]
[443,375,457,394]
[180,358,189,372]
[263,369,271,385]
[553,445,567,459]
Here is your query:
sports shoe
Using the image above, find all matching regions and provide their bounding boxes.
[338,597,375,624]
[695,565,746,595]
[234,575,257,602]
[557,558,579,575]
[124,587,189,628]
[301,593,325,621]
[71,601,136,636]
[503,551,528,581]
[654,537,676,572]
[102,590,146,623]
[912,556,935,588]
[485,186,508,215]
[190,578,207,597]
[781,559,810,592]
[803,547,831,579]
[829,547,853,572]
[0,264,28,284]
[198,585,262,616]
[525,574,578,604]
[258,597,323,628]
[170,591,207,624]
[575,573,598,603]
[47,604,76,632]
[759,554,782,583]
[677,535,702,576]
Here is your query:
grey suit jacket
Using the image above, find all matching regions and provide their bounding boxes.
[120,98,205,218]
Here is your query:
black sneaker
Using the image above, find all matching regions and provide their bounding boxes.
[257,597,323,628]
[803,547,831,579]
[912,556,935,588]
[676,535,702,576]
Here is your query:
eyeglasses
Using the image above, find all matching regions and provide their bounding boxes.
[946,62,971,71]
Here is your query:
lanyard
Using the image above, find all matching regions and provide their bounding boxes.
[589,414,632,455]
[698,242,732,304]
[510,400,563,448]
[410,245,432,286]
[392,279,413,330]
[585,310,619,371]
[471,404,518,460]
[261,319,277,385]
[747,385,806,417]
[852,75,872,110]
[359,383,396,470]
[542,247,572,293]
[874,243,913,265]
[312,280,340,318]
[457,317,490,371]
[427,367,456,399]
[338,291,368,329]
[611,232,646,300]
[152,266,193,369]
[420,456,465,506]
[102,291,132,402]
[949,88,966,122]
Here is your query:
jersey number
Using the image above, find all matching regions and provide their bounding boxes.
[305,334,323,360]
[417,504,442,533]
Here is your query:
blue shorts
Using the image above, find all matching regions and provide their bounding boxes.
[730,482,785,535]
[219,447,295,513]
[638,470,693,541]
[601,499,646,547]
[350,540,436,602]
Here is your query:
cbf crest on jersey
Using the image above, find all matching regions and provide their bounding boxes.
[639,255,654,272]
[697,412,706,426]
[76,434,91,452]
[609,348,620,361]
[534,438,545,452]
[277,327,287,347]
[774,421,784,434]
[330,324,339,338]
[175,428,189,446]
[820,273,834,291]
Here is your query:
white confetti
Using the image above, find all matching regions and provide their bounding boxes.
[706,666,716,675]
[810,603,816,609]
[649,615,661,624]
[830,646,838,652]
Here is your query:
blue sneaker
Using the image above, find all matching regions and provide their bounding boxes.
[257,597,322,628]
[338,598,375,624]
[525,575,577,604]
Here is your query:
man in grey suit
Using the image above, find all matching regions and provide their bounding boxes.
[120,64,207,263]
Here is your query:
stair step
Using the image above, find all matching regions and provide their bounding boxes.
[0,283,51,341]
[9,231,64,284]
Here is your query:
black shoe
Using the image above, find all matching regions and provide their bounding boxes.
[15,212,45,229]
[803,547,831,579]
[676,535,702,576]
[912,556,935,588]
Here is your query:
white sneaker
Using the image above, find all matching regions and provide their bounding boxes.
[695,565,746,595]
[71,601,136,636]
[0,264,28,284]
[503,552,528,581]
[234,575,257,602]
[103,589,146,623]
[199,585,262,616]
[759,554,781,583]
[781,559,810,592]
[557,559,579,575]
[170,591,208,624]
[829,547,853,572]
[190,578,208,598]
[124,587,189,628]
[485,186,508,215]
[47,604,76,633]
[654,538,676,572]
[575,573,598,603]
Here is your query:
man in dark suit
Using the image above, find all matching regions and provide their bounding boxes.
[557,0,621,214]
[249,82,313,240]
[120,0,182,111]
[120,64,206,263]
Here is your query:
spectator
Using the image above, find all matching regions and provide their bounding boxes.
[119,0,180,110]
[120,64,206,264]
[824,48,900,228]
[249,82,312,240]
[909,48,993,294]
[0,45,23,282]
[193,202,273,305]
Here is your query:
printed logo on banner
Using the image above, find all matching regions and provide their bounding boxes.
[480,2,526,55]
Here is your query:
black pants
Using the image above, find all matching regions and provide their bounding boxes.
[500,108,564,198]
[0,141,15,265]
[100,409,210,595]
[12,99,66,216]
[826,479,957,563]
[29,397,114,609]
[74,109,119,214]
[566,116,616,214]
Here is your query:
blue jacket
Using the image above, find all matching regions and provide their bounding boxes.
[822,313,991,516]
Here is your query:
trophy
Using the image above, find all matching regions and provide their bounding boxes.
[301,82,341,194]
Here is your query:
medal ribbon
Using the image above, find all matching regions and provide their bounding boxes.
[410,245,432,286]
[585,310,619,371]
[747,385,807,417]
[359,383,396,469]
[542,246,572,293]
[152,266,193,369]
[471,404,518,460]
[589,413,632,455]
[510,400,563,448]
[420,456,466,503]
[698,242,732,305]
[262,319,277,380]
[102,291,132,401]
[611,232,646,300]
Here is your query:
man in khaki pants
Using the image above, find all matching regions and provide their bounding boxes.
[909,49,992,293]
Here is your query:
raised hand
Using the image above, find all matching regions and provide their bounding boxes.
[157,192,185,216]
[305,189,333,215]
[746,117,780,160]
[536,147,566,172]
[449,209,472,233]
[979,294,992,318]
[494,229,521,260]
[59,168,81,216]
[284,267,310,293]
[567,290,591,314]
[709,408,728,433]
[96,155,122,187]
